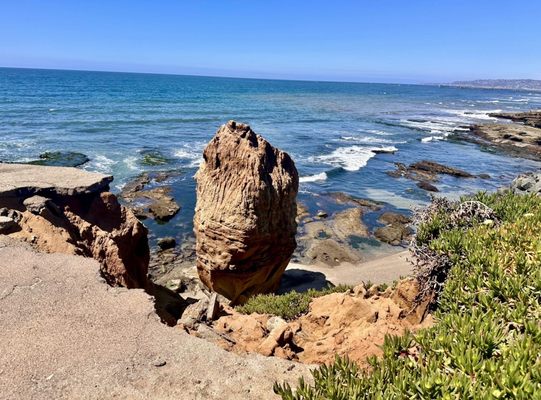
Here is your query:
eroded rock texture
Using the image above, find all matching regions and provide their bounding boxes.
[194,121,298,303]
[0,163,149,288]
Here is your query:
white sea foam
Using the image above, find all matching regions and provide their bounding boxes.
[400,119,458,133]
[123,156,139,171]
[86,154,116,174]
[445,109,501,121]
[299,172,328,183]
[421,136,445,143]
[312,145,397,172]
[174,146,204,168]
[340,135,393,144]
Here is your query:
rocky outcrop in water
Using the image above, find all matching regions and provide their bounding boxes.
[120,171,181,222]
[462,110,541,161]
[194,121,299,303]
[489,110,541,129]
[0,163,149,288]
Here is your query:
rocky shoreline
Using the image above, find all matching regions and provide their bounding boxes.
[2,113,541,398]
[458,109,541,161]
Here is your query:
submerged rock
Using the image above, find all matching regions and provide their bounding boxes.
[157,236,177,250]
[374,211,413,246]
[194,121,299,304]
[28,151,90,167]
[120,171,181,222]
[388,160,473,184]
[139,149,173,166]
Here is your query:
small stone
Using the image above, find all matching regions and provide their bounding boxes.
[23,195,53,215]
[157,237,176,250]
[206,293,219,321]
[0,216,16,233]
[152,359,166,367]
[165,279,182,292]
[266,316,287,332]
[316,211,328,218]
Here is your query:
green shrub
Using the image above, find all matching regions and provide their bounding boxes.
[237,285,352,320]
[275,191,541,399]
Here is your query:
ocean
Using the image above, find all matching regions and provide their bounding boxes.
[1,67,540,245]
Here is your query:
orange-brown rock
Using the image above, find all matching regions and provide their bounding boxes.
[0,163,149,288]
[208,280,433,366]
[194,121,299,303]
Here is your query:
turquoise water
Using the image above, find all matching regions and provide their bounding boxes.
[1,67,540,243]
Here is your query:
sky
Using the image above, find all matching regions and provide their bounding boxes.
[1,0,540,83]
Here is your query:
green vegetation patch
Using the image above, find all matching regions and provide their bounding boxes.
[237,285,352,320]
[276,191,541,399]
[139,150,172,166]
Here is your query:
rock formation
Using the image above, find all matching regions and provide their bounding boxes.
[0,163,149,288]
[510,172,541,196]
[206,280,432,365]
[194,121,299,303]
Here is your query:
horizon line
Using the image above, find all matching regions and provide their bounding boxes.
[0,65,444,86]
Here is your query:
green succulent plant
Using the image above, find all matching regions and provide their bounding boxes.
[275,191,541,399]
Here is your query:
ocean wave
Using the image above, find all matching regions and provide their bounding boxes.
[421,136,445,143]
[123,156,139,171]
[299,172,328,183]
[311,145,397,172]
[340,135,394,144]
[85,154,116,174]
[400,119,459,133]
[444,109,501,121]
[174,146,204,168]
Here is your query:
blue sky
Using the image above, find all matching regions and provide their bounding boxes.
[1,0,540,83]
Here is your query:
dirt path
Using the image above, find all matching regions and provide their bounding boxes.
[0,237,309,400]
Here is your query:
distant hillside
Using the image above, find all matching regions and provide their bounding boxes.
[446,79,541,91]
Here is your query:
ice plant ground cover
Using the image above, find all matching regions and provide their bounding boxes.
[275,191,541,399]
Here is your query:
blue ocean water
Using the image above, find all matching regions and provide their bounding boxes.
[1,67,540,244]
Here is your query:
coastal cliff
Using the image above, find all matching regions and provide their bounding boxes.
[0,163,149,288]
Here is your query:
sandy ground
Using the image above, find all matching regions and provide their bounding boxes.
[280,250,412,292]
[0,237,310,400]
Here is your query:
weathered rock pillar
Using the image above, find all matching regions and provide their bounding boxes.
[194,121,298,303]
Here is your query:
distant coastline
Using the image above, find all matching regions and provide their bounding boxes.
[443,79,541,92]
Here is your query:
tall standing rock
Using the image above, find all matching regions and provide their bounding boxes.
[194,121,299,303]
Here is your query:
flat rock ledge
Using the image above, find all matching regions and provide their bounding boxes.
[0,163,113,199]
[0,237,309,400]
[0,163,149,289]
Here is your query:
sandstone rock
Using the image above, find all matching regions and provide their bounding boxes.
[23,195,59,216]
[178,297,209,329]
[0,163,149,289]
[194,121,299,303]
[208,281,433,365]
